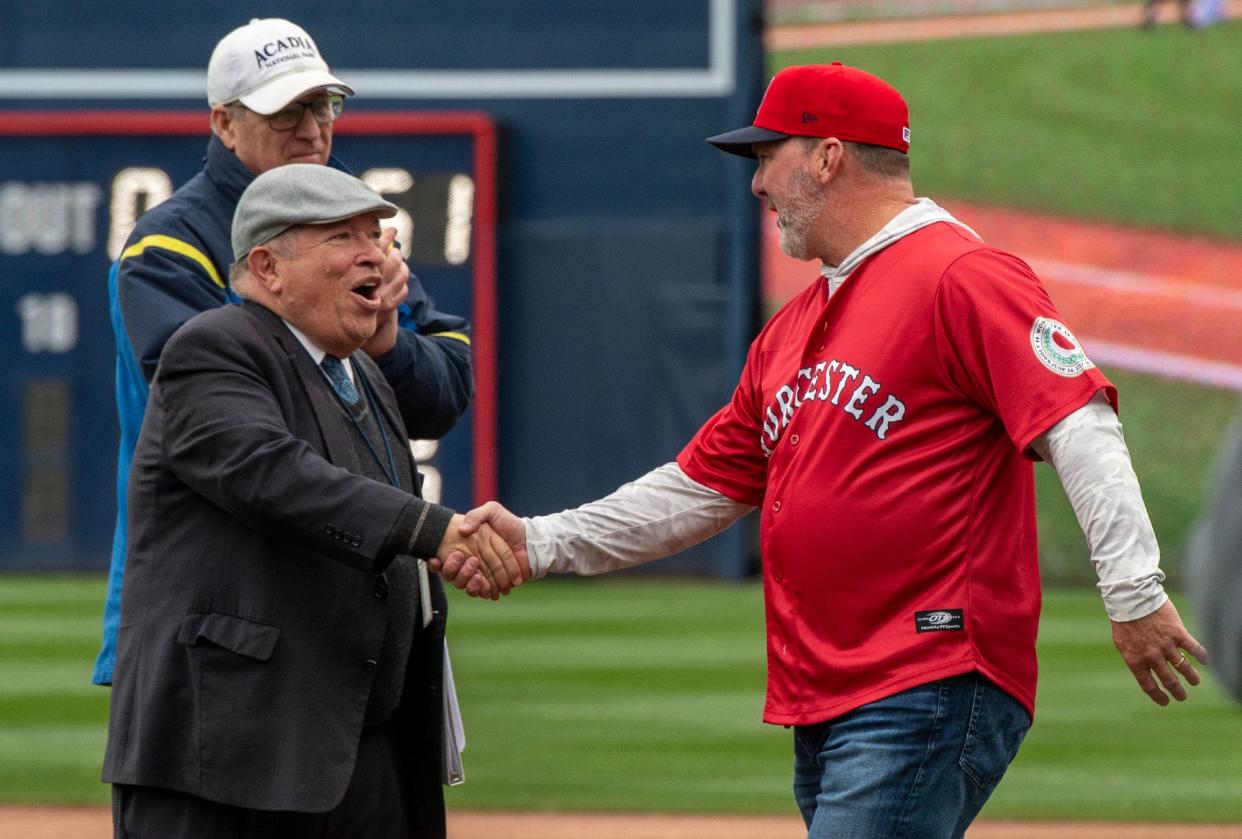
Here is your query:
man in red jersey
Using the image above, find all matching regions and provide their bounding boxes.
[442,64,1208,838]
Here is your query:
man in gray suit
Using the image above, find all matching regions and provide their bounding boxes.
[1188,413,1242,704]
[103,165,518,838]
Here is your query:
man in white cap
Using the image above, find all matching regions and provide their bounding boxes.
[103,165,518,839]
[94,19,474,693]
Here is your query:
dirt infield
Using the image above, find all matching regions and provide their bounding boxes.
[762,200,1242,391]
[3,808,1241,839]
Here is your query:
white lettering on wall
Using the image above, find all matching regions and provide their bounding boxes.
[361,168,415,260]
[16,293,78,353]
[410,439,442,503]
[107,167,173,260]
[444,174,474,266]
[0,182,101,255]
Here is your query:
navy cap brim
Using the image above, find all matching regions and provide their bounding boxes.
[705,125,791,158]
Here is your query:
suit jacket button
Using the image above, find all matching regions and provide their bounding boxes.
[362,659,378,673]
[352,537,362,547]
[324,525,335,535]
[373,580,389,599]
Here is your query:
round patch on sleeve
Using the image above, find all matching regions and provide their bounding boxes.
[1030,317,1094,377]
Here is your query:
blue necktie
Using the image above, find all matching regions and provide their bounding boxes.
[321,355,360,405]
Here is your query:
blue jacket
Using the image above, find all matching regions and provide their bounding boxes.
[93,136,473,685]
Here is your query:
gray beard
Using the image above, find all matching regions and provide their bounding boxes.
[776,169,824,261]
[778,221,811,260]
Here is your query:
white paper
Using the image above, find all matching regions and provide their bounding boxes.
[418,560,433,628]
[442,640,465,786]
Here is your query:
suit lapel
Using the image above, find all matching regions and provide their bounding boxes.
[242,301,358,471]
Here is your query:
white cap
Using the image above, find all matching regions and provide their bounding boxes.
[207,18,353,115]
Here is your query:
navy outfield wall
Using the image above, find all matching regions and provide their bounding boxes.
[0,0,765,575]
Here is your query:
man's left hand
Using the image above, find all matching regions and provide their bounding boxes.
[1111,599,1210,706]
[362,227,409,358]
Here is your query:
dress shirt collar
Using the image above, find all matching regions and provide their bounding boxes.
[284,321,355,385]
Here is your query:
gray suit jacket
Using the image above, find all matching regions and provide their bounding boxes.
[103,301,453,825]
[1187,409,1242,704]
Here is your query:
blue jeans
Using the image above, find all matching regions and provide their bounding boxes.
[792,672,1030,839]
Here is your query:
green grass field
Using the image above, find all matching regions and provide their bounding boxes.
[774,20,1242,240]
[3,575,1240,822]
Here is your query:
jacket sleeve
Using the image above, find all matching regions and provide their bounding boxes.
[374,271,474,440]
[116,233,233,384]
[154,315,453,572]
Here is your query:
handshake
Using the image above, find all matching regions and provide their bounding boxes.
[430,502,530,600]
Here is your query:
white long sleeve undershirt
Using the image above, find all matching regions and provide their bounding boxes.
[526,394,1165,623]
[1030,392,1166,621]
[524,463,753,577]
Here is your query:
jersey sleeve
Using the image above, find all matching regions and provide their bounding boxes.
[373,270,474,441]
[933,248,1116,456]
[676,340,769,506]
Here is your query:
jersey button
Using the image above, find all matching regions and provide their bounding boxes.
[790,434,800,446]
[362,659,378,673]
[772,500,781,512]
[815,344,825,353]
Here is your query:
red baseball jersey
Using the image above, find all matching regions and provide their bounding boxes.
[678,221,1114,725]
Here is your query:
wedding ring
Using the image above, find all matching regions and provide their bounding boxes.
[1174,652,1187,668]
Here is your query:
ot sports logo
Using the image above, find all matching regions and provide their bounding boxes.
[915,609,964,633]
[1030,317,1094,377]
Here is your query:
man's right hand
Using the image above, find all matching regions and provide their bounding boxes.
[430,502,530,598]
[434,513,524,600]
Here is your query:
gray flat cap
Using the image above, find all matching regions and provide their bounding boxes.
[231,163,397,260]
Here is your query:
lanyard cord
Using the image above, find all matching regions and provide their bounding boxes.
[327,364,432,628]
[322,363,401,489]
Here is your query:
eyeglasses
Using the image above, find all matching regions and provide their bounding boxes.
[266,95,344,131]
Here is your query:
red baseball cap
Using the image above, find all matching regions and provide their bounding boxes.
[707,62,910,158]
